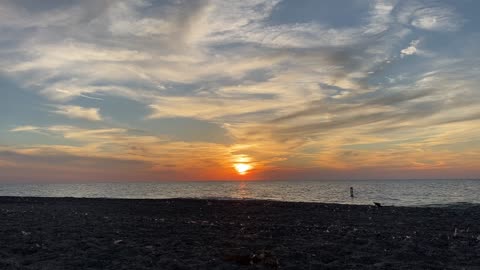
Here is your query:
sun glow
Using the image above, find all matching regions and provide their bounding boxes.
[234,163,252,175]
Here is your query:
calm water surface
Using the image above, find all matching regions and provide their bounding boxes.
[0,180,478,206]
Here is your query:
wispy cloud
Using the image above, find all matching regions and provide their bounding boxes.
[396,1,463,31]
[10,126,40,132]
[0,0,478,180]
[3,124,256,180]
[51,105,102,121]
[410,6,462,31]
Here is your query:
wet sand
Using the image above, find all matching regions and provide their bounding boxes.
[0,197,479,269]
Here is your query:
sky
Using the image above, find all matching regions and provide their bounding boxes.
[0,0,479,182]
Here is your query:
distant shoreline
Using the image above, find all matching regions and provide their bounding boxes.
[1,197,479,269]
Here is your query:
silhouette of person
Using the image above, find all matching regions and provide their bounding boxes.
[350,187,354,198]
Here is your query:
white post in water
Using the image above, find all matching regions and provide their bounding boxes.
[350,187,354,198]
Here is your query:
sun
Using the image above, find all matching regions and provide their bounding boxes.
[234,163,252,175]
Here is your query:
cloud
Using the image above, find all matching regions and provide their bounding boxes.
[1,125,257,180]
[0,149,152,182]
[400,39,420,57]
[410,6,461,31]
[0,0,479,180]
[396,1,462,32]
[10,125,40,132]
[51,105,102,121]
[107,0,173,37]
[10,41,149,72]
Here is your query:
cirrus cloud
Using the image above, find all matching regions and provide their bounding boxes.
[51,105,103,121]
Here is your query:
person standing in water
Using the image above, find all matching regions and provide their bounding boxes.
[350,187,354,198]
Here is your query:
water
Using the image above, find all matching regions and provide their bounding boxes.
[0,180,478,206]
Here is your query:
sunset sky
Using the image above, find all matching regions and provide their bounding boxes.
[1,0,479,181]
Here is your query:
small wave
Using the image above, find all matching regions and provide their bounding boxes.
[170,196,259,201]
[197,196,247,201]
[198,196,283,202]
[423,202,480,209]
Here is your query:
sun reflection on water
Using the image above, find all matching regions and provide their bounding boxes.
[231,181,250,199]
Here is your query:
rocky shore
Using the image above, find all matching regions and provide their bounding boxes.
[0,197,479,269]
